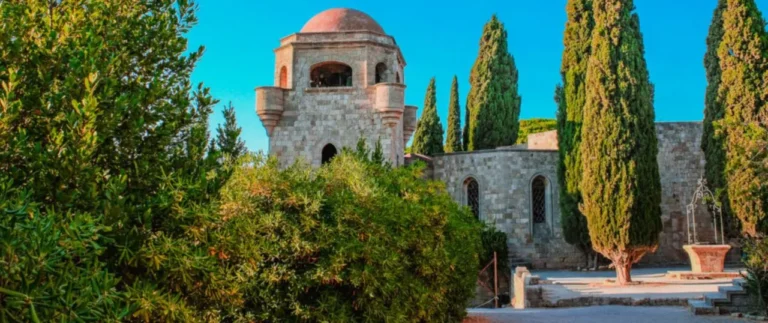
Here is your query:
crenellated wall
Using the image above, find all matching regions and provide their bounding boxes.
[429,122,729,269]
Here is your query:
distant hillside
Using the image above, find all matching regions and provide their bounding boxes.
[516,118,557,144]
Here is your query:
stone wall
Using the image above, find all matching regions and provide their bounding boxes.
[431,122,721,269]
[432,148,584,269]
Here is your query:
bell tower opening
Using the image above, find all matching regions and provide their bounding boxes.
[310,62,353,88]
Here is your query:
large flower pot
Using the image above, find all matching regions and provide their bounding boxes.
[683,244,731,273]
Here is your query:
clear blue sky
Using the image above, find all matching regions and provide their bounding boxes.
[188,0,768,153]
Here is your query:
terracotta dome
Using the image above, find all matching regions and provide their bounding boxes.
[301,8,385,34]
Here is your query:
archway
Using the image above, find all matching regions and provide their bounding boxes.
[531,175,552,240]
[279,66,288,88]
[321,144,338,165]
[310,62,353,87]
[464,177,480,219]
[375,62,387,83]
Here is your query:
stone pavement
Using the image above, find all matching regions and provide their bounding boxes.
[531,266,742,303]
[467,306,743,323]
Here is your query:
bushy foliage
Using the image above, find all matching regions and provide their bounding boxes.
[445,76,463,152]
[412,77,445,156]
[516,118,557,144]
[580,0,662,284]
[465,15,522,151]
[0,0,246,320]
[556,0,594,262]
[216,147,483,321]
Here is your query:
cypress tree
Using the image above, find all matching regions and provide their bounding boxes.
[556,0,594,263]
[702,0,734,235]
[216,102,247,159]
[411,78,444,156]
[719,0,768,237]
[580,0,662,284]
[465,15,522,151]
[445,76,463,152]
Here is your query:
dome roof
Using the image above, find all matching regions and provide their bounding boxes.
[301,8,385,34]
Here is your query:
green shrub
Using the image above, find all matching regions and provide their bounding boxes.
[743,238,768,315]
[480,226,510,275]
[214,149,483,322]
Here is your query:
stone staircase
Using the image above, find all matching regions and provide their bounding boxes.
[689,278,752,315]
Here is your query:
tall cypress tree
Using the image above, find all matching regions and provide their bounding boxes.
[719,0,768,237]
[556,0,593,263]
[465,15,522,151]
[445,76,463,152]
[580,0,662,284]
[411,78,444,156]
[702,0,734,235]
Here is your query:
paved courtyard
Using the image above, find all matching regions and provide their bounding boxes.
[467,306,742,323]
[531,266,742,303]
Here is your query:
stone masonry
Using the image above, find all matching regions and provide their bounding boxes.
[255,9,417,167]
[430,123,722,269]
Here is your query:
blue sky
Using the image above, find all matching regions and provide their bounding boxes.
[188,0,768,153]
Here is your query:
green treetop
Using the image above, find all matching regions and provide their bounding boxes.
[445,76,463,152]
[411,78,445,156]
[465,15,522,151]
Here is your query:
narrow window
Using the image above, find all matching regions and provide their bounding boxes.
[532,176,547,224]
[465,177,480,218]
[375,63,387,83]
[279,66,288,88]
[310,62,353,88]
[395,72,401,84]
[321,144,338,165]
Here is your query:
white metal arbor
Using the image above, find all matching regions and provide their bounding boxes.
[686,178,725,245]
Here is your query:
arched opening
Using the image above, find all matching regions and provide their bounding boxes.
[375,62,387,83]
[279,66,288,88]
[395,72,401,84]
[310,62,352,88]
[532,176,547,224]
[321,144,338,165]
[531,175,552,240]
[464,177,480,219]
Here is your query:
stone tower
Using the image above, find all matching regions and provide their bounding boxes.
[255,8,418,167]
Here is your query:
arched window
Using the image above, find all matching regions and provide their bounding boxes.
[395,72,401,84]
[321,144,338,165]
[375,63,387,83]
[464,177,480,218]
[532,176,547,224]
[279,66,288,88]
[310,62,352,88]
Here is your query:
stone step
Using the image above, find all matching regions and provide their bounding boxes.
[718,285,747,296]
[704,292,729,306]
[732,278,746,287]
[689,299,718,315]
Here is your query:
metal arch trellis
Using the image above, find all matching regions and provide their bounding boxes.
[686,177,725,245]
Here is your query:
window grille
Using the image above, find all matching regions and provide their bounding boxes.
[465,178,480,218]
[532,176,547,224]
